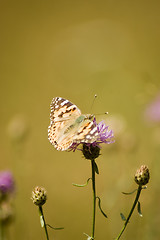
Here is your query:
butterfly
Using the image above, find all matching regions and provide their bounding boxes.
[48,97,99,151]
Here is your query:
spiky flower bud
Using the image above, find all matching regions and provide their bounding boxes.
[134,165,150,186]
[82,144,100,160]
[32,186,47,206]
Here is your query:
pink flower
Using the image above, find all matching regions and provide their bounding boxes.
[0,171,15,194]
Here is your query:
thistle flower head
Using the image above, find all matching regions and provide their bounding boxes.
[0,171,15,196]
[134,165,150,186]
[31,186,47,206]
[69,118,114,155]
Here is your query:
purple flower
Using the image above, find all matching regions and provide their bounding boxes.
[94,119,114,145]
[144,94,160,123]
[0,171,15,195]
[69,118,114,152]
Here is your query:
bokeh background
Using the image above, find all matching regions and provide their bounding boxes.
[1,0,160,239]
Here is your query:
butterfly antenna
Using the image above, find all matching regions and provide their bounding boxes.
[90,94,97,113]
[95,112,109,116]
[90,95,109,116]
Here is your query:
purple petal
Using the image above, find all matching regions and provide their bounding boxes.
[0,171,15,194]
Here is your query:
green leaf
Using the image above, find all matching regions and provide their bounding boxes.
[97,197,108,218]
[137,201,143,217]
[120,213,126,221]
[47,224,64,230]
[93,161,99,174]
[72,178,91,187]
[40,215,44,228]
[122,189,137,195]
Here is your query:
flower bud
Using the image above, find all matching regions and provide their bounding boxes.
[134,165,150,186]
[82,144,100,160]
[32,186,47,206]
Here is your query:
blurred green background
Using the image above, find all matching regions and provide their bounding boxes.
[0,0,160,239]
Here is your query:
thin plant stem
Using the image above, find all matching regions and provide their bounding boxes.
[0,221,4,240]
[39,206,49,240]
[91,159,96,239]
[115,185,142,240]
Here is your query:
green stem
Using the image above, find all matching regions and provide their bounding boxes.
[0,221,4,240]
[91,159,96,239]
[115,185,142,240]
[39,206,49,240]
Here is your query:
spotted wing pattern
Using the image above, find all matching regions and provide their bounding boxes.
[72,120,99,144]
[48,97,99,151]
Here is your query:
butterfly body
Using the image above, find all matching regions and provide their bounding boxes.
[48,97,99,151]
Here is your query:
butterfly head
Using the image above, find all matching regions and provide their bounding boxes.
[86,114,94,120]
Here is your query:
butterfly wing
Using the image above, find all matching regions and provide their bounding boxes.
[48,97,81,150]
[49,97,81,122]
[73,119,99,144]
